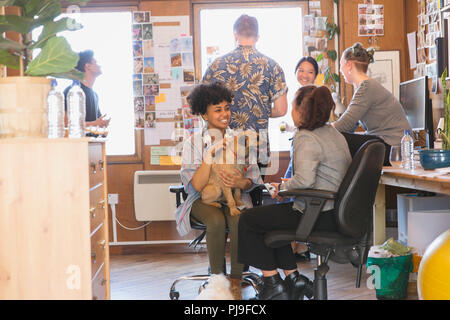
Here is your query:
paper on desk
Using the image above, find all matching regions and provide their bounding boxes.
[416,167,450,178]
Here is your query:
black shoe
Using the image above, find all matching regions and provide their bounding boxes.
[295,250,311,262]
[258,274,289,300]
[285,270,314,300]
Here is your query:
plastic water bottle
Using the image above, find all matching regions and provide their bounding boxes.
[67,80,86,138]
[47,79,65,138]
[401,130,414,170]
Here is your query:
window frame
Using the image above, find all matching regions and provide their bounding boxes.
[62,4,143,164]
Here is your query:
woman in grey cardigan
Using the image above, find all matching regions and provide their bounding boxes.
[238,86,351,300]
[333,42,412,165]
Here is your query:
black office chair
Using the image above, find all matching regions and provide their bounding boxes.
[168,185,264,300]
[264,140,385,300]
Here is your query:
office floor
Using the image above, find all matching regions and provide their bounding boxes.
[109,228,417,300]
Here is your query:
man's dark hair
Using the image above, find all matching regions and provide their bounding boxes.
[233,14,258,38]
[187,82,233,115]
[76,50,95,72]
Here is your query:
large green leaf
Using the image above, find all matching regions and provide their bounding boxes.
[0,49,20,69]
[31,18,83,49]
[0,15,34,34]
[26,36,78,76]
[0,37,26,51]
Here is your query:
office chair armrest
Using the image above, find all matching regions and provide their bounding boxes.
[169,185,185,194]
[278,188,337,200]
[279,189,336,243]
[169,185,187,207]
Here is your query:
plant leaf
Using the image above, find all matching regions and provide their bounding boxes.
[332,73,341,83]
[326,49,337,61]
[0,49,20,69]
[316,53,324,62]
[0,37,27,51]
[0,15,34,34]
[26,36,79,76]
[31,18,83,50]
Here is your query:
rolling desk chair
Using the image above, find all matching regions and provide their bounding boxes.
[168,185,264,300]
[264,140,385,300]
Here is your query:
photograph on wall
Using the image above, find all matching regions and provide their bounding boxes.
[170,53,182,67]
[134,57,143,74]
[145,95,156,111]
[133,41,143,57]
[358,4,384,36]
[134,96,144,113]
[133,11,150,23]
[143,40,154,57]
[143,57,155,73]
[142,23,153,40]
[145,112,156,128]
[143,73,159,85]
[132,24,142,41]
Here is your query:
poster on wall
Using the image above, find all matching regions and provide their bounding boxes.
[357,3,384,36]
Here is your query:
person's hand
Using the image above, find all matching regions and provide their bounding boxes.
[219,168,244,188]
[269,182,280,199]
[94,114,110,128]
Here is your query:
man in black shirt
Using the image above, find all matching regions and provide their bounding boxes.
[64,50,110,128]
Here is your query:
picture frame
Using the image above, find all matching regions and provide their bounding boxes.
[367,50,400,99]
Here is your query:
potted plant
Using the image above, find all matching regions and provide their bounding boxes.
[0,0,88,138]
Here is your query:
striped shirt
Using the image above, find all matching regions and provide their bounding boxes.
[174,127,263,236]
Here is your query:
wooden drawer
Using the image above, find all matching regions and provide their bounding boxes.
[88,143,104,188]
[90,224,106,279]
[92,265,107,300]
[89,185,105,233]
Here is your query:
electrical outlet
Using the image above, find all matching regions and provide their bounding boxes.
[108,193,119,205]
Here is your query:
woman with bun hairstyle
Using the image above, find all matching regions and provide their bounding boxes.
[238,85,351,300]
[332,42,412,165]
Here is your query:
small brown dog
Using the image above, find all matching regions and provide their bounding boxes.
[201,131,256,215]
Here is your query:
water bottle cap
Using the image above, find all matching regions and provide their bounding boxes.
[404,130,410,135]
[50,79,58,87]
[73,80,80,85]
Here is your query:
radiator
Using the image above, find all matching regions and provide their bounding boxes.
[134,170,181,221]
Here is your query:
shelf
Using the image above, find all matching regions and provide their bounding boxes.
[441,5,450,13]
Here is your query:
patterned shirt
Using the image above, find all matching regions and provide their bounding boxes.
[174,126,263,236]
[202,45,288,131]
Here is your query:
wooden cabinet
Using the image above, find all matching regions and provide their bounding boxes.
[88,141,110,300]
[0,139,110,300]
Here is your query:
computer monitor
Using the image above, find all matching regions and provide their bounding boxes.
[399,76,434,149]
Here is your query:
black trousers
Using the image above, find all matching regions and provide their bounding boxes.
[340,132,392,166]
[237,202,336,271]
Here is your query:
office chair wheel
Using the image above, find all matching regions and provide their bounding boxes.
[169,290,180,300]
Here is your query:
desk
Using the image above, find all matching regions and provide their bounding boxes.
[373,166,450,245]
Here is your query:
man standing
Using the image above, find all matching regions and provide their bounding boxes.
[202,14,288,180]
[64,50,110,128]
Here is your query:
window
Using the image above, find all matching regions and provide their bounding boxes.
[194,3,305,151]
[54,11,135,156]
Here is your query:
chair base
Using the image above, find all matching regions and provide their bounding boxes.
[169,271,262,300]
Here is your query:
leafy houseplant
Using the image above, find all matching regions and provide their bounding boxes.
[0,0,88,138]
[440,69,450,149]
[0,0,88,79]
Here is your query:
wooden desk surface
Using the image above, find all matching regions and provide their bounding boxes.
[380,166,450,195]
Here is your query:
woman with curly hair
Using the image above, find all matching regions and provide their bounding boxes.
[238,85,351,300]
[332,42,412,164]
[175,82,263,300]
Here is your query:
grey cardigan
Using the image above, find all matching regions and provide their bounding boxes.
[333,79,412,146]
[280,125,352,212]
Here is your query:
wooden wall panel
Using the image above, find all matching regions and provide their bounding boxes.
[339,0,407,105]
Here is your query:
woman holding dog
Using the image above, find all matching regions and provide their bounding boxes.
[175,82,263,300]
[238,85,351,300]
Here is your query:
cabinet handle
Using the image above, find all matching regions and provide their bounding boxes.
[99,160,104,171]
[90,162,97,174]
[101,279,107,286]
[90,207,96,218]
[99,240,106,249]
[91,251,96,263]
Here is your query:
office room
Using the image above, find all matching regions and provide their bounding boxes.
[1,0,450,305]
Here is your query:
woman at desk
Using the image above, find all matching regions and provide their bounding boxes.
[332,42,412,165]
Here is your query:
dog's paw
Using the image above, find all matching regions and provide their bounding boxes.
[230,207,242,216]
